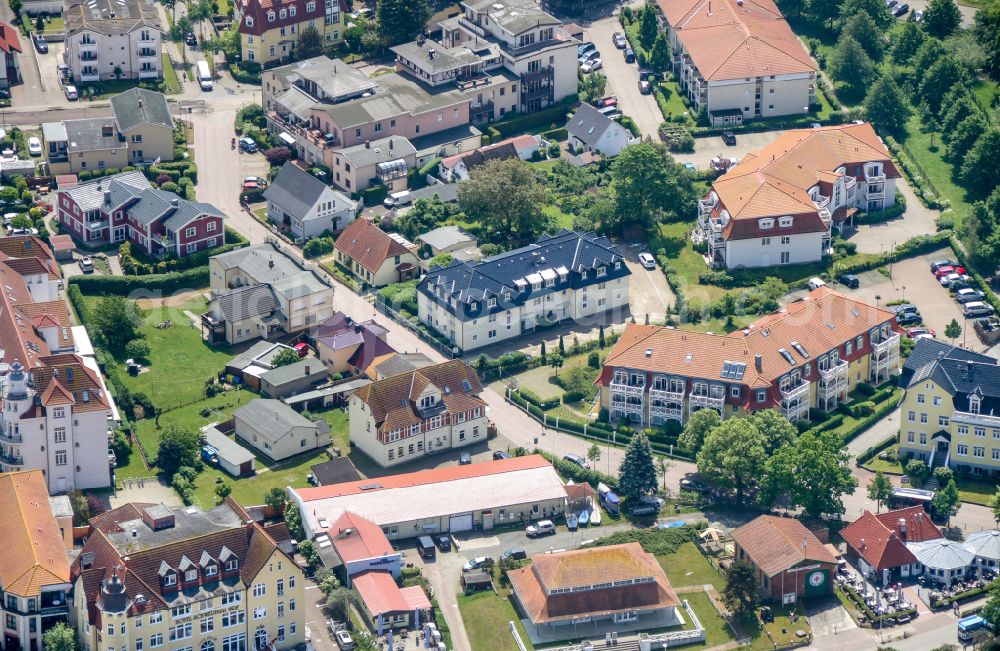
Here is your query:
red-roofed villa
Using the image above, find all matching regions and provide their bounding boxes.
[840,506,943,585]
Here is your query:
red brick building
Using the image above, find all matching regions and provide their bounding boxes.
[840,506,942,585]
[731,515,838,604]
[57,170,226,257]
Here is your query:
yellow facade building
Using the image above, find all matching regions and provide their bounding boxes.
[70,499,305,651]
[899,339,1000,475]
[235,0,344,66]
[598,287,900,427]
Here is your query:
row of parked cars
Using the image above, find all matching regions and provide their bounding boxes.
[930,259,994,318]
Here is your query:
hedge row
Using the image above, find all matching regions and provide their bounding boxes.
[854,194,906,225]
[839,583,916,626]
[833,232,951,277]
[838,389,902,445]
[490,97,579,139]
[856,434,898,466]
[68,266,209,295]
[542,127,568,142]
[692,111,846,137]
[518,388,560,411]
[536,450,619,490]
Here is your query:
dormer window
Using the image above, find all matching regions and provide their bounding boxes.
[778,216,793,227]
[246,16,253,25]
[504,292,511,301]
[614,261,621,270]
[267,11,276,20]
[420,395,436,408]
[279,9,287,18]
[488,297,496,307]
[306,0,315,8]
[759,218,774,229]
[545,277,554,287]
[205,564,218,577]
[596,266,606,277]
[532,281,541,290]
[185,569,198,582]
[163,573,176,587]
[225,558,238,571]
[289,5,295,15]
[970,395,981,414]
[470,300,479,310]
[581,271,587,280]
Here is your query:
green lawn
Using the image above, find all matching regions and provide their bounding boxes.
[955,476,999,506]
[901,113,973,218]
[162,54,181,94]
[655,80,693,124]
[83,292,235,410]
[542,204,574,230]
[657,542,726,591]
[683,592,737,648]
[458,590,533,651]
[861,444,905,474]
[132,389,258,460]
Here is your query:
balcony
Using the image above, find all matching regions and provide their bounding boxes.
[139,49,158,59]
[85,218,109,231]
[649,386,685,401]
[649,403,683,422]
[521,66,554,84]
[79,41,97,50]
[0,451,24,466]
[610,396,644,414]
[953,411,1000,428]
[154,233,175,249]
[689,390,724,411]
[138,68,160,79]
[872,333,900,360]
[267,111,340,150]
[865,169,886,183]
[780,382,810,422]
[611,381,644,397]
[870,333,900,385]
[698,197,716,217]
[80,72,100,82]
[79,53,98,62]
[458,17,487,38]
[0,430,22,444]
[865,186,885,199]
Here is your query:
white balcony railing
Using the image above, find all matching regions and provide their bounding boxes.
[781,381,810,402]
[872,333,900,358]
[650,387,685,401]
[689,391,724,410]
[649,404,684,421]
[865,171,886,182]
[953,411,1000,428]
[611,382,644,396]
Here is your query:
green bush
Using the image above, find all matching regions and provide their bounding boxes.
[492,97,579,139]
[360,184,388,205]
[69,266,209,295]
[542,127,568,141]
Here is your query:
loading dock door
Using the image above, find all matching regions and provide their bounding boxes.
[449,512,473,532]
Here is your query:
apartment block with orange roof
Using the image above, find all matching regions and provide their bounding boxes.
[694,122,900,269]
[0,469,73,651]
[597,287,900,427]
[653,0,816,125]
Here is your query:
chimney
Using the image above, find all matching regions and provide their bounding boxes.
[170,198,179,207]
[365,140,371,149]
[268,258,275,269]
[304,365,311,376]
[754,354,762,373]
[389,138,393,150]
[898,518,907,540]
[860,537,866,552]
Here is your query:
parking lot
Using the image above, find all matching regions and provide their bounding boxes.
[835,250,976,349]
[672,129,787,169]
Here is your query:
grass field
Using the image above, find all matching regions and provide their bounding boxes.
[542,204,574,230]
[901,114,973,218]
[658,542,725,591]
[162,54,182,94]
[458,590,533,651]
[83,292,235,410]
[683,592,737,648]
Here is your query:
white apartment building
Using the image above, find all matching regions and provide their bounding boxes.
[695,123,900,270]
[348,360,487,468]
[63,0,162,83]
[428,0,579,118]
[654,0,816,126]
[416,230,631,352]
[0,236,113,493]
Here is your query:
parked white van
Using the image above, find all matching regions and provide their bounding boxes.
[808,277,827,291]
[383,190,414,208]
[196,60,212,91]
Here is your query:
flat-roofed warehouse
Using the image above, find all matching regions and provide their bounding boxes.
[289,455,567,540]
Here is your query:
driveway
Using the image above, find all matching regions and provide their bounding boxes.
[623,245,676,322]
[583,12,662,139]
[841,250,970,348]
[672,129,787,169]
[847,178,939,255]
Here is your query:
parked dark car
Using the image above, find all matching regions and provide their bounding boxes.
[722,131,737,146]
[624,46,635,63]
[930,259,957,272]
[492,450,512,460]
[501,548,527,561]
[436,535,452,551]
[893,3,909,16]
[838,273,860,289]
[33,34,48,54]
[417,536,436,560]
[892,303,919,315]
[185,31,197,45]
[897,311,923,326]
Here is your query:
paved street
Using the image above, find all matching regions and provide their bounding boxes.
[583,11,663,139]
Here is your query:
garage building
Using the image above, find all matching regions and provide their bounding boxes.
[289,454,567,541]
[201,424,256,477]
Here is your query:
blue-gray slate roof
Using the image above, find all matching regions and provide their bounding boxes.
[902,338,1000,415]
[263,163,355,222]
[417,229,630,321]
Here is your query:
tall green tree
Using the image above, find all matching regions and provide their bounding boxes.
[914,38,947,73]
[587,443,602,467]
[863,75,911,138]
[960,128,1000,200]
[945,318,962,344]
[610,142,696,231]
[271,348,300,367]
[678,408,720,455]
[981,580,1000,631]
[829,36,878,103]
[458,158,550,247]
[931,478,961,525]
[919,56,968,117]
[842,0,894,29]
[841,12,884,61]
[973,0,1000,79]
[923,0,962,39]
[939,90,980,144]
[867,470,894,513]
[892,21,927,64]
[655,456,672,494]
[990,485,1000,525]
[578,72,608,103]
[759,430,857,517]
[962,187,1000,265]
[156,425,200,476]
[947,113,989,165]
[748,410,797,454]
[92,295,144,352]
[265,487,286,511]
[297,25,322,58]
[638,5,658,51]
[722,560,759,616]
[43,623,77,651]
[809,0,843,26]
[284,499,304,539]
[649,33,671,73]
[697,419,767,503]
[618,432,658,501]
[376,0,431,45]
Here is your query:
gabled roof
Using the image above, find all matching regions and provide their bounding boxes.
[565,103,628,149]
[351,359,483,432]
[212,283,278,322]
[264,162,356,222]
[64,0,162,36]
[334,218,416,275]
[110,88,174,132]
[901,339,1000,408]
[234,398,315,441]
[841,512,916,571]
[731,515,836,577]
[0,21,22,54]
[353,570,424,614]
[0,470,71,596]
[656,0,813,81]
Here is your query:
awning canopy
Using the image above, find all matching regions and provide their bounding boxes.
[278,131,296,146]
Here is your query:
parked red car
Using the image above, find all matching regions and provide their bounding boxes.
[293,342,310,357]
[934,265,966,278]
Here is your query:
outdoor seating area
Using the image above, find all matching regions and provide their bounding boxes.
[835,564,917,627]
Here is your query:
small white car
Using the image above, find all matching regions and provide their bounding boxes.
[64,85,78,100]
[27,137,42,157]
[462,556,491,572]
[334,629,354,650]
[525,520,556,538]
[808,277,827,291]
[79,256,94,273]
[581,58,603,73]
[639,252,656,269]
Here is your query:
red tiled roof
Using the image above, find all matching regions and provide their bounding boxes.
[352,570,412,614]
[841,507,942,572]
[508,543,680,625]
[0,470,70,597]
[335,217,415,275]
[874,506,942,543]
[297,454,551,501]
[329,512,395,564]
[400,585,431,610]
[731,515,836,577]
[48,234,76,251]
[0,22,22,54]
